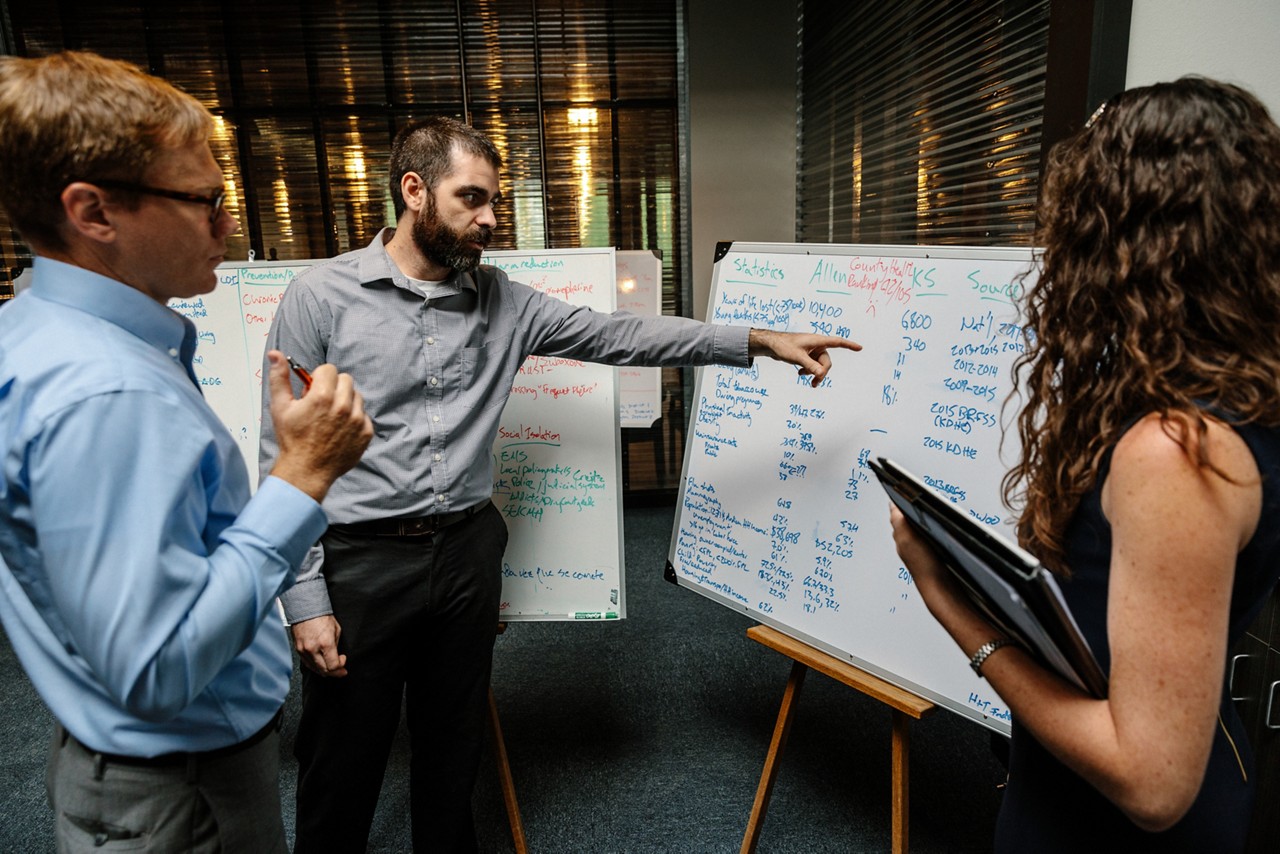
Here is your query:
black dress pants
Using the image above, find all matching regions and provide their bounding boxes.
[292,502,507,853]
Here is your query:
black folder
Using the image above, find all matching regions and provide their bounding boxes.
[870,456,1107,699]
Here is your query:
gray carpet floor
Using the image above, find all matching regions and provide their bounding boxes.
[0,502,1005,852]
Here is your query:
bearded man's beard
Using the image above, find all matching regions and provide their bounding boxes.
[412,198,493,273]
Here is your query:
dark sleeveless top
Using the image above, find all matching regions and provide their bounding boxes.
[994,419,1280,852]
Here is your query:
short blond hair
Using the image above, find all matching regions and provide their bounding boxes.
[0,51,212,250]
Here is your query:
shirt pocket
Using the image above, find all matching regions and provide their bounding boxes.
[455,337,510,410]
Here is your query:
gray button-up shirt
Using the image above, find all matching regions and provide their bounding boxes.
[261,229,750,620]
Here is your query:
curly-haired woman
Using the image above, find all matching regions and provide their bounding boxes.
[891,77,1280,852]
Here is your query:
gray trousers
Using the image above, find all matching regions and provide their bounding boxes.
[46,722,287,854]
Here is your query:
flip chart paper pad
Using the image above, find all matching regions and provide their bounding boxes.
[667,241,1039,733]
[172,248,624,622]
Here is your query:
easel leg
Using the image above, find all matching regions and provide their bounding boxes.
[890,709,910,854]
[488,687,528,854]
[740,661,809,854]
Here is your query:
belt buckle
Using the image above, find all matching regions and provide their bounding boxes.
[400,517,436,537]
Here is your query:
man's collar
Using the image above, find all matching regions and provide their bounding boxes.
[359,227,477,294]
[30,256,190,357]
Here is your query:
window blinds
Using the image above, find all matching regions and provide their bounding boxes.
[0,0,683,308]
[798,0,1050,246]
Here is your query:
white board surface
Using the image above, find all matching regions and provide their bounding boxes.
[667,241,1038,733]
[481,247,625,620]
[170,248,625,623]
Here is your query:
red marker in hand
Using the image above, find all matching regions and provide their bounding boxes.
[285,356,313,391]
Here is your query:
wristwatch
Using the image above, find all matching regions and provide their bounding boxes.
[969,638,1016,678]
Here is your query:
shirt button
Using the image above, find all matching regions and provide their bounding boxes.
[429,377,438,386]
[432,415,440,423]
[437,494,446,503]
[434,453,442,461]
[168,347,179,357]
[426,337,435,344]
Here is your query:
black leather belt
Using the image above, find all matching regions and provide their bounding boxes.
[327,499,489,538]
[67,709,281,769]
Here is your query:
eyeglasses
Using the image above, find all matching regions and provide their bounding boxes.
[94,179,226,223]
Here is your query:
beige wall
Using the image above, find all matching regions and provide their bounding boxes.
[1127,0,1280,114]
[686,1,797,321]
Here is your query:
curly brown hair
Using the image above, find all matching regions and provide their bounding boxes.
[1005,77,1280,574]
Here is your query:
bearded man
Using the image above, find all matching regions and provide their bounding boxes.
[259,116,860,853]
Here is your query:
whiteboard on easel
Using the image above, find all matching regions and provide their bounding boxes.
[666,241,1038,734]
[170,247,625,623]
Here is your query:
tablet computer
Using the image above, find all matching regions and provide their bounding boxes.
[870,456,1107,698]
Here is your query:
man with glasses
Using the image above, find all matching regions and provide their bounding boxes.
[0,51,375,852]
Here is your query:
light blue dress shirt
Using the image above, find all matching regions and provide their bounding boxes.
[0,257,327,756]
[260,229,750,622]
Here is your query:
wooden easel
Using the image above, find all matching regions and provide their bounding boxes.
[488,687,528,853]
[740,625,935,854]
[491,624,528,853]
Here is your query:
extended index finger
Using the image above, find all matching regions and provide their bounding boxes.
[822,334,862,352]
